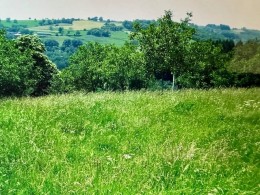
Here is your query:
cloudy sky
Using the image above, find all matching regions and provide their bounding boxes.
[0,0,259,29]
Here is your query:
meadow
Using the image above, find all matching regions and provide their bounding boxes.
[0,88,259,194]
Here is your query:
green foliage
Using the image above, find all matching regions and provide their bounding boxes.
[39,18,78,26]
[66,42,147,92]
[87,28,110,37]
[131,11,232,88]
[0,89,259,193]
[131,11,195,81]
[179,41,232,88]
[229,39,260,74]
[44,39,59,48]
[15,35,59,96]
[0,31,36,96]
[102,23,123,31]
[212,39,235,53]
[58,27,64,35]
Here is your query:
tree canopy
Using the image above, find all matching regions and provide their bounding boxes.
[0,31,59,96]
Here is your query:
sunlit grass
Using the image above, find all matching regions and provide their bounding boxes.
[0,88,259,194]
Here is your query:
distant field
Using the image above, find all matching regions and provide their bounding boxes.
[0,88,259,194]
[40,31,129,46]
[64,20,105,30]
[26,20,128,45]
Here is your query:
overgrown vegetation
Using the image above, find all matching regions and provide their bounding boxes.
[0,89,259,193]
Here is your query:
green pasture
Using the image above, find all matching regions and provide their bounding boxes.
[0,88,259,194]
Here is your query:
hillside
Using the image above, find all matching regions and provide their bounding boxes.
[1,18,260,69]
[193,24,260,42]
[0,89,259,193]
[1,19,260,45]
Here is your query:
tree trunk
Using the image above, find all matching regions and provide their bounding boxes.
[172,73,175,91]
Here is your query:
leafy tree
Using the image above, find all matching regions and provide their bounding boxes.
[0,30,35,96]
[131,11,195,83]
[102,23,123,31]
[71,39,83,48]
[122,20,133,30]
[131,11,234,88]
[15,35,59,95]
[180,41,231,88]
[75,30,81,36]
[44,39,59,52]
[101,43,147,90]
[87,28,110,37]
[58,27,64,35]
[66,42,147,91]
[212,39,235,53]
[220,24,231,30]
[20,28,32,35]
[44,39,59,48]
[60,39,83,52]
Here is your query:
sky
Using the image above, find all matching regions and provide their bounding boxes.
[0,0,259,29]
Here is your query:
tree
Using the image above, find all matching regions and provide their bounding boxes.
[131,11,232,88]
[75,30,81,36]
[66,42,147,91]
[15,35,59,95]
[180,40,231,88]
[122,20,133,30]
[71,40,83,48]
[0,30,35,96]
[220,24,231,30]
[87,28,111,37]
[44,39,59,52]
[131,11,195,84]
[58,27,64,35]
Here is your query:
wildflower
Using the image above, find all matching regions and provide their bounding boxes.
[123,154,133,159]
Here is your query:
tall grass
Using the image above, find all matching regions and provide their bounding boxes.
[0,88,259,194]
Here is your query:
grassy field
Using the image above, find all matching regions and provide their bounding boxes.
[65,20,105,30]
[27,21,129,46]
[0,89,259,194]
[40,31,129,46]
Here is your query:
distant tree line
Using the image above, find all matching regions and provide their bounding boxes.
[86,22,124,37]
[122,20,156,31]
[206,24,231,31]
[87,28,110,37]
[39,18,80,26]
[102,22,123,31]
[88,16,104,22]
